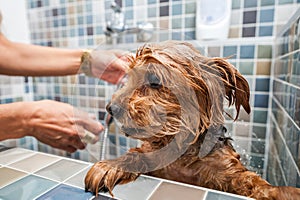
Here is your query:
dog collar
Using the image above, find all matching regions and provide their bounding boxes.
[198,125,229,158]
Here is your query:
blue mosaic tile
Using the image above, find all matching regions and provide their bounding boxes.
[125,0,133,6]
[240,45,255,59]
[278,0,293,4]
[78,16,84,25]
[255,78,270,91]
[148,0,157,4]
[184,31,195,40]
[78,28,85,36]
[253,110,268,123]
[223,46,237,58]
[172,4,182,15]
[260,9,274,23]
[244,0,257,8]
[36,184,93,200]
[172,18,182,29]
[125,9,134,20]
[0,175,57,200]
[232,0,241,9]
[185,2,196,14]
[261,0,275,6]
[172,32,182,40]
[254,94,269,108]
[185,17,195,28]
[259,26,273,36]
[86,15,93,24]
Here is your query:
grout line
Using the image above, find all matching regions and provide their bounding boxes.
[145,180,162,200]
[273,77,300,90]
[271,100,300,174]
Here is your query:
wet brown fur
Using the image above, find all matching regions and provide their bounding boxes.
[85,41,300,199]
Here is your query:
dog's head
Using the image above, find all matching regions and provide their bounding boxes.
[107,41,250,145]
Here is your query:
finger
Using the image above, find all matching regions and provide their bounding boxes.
[64,145,77,153]
[74,110,104,134]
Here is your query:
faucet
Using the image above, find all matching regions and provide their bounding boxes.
[105,1,154,44]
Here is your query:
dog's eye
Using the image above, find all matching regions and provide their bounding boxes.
[146,73,162,89]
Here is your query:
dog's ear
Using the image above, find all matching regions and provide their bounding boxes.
[205,58,251,120]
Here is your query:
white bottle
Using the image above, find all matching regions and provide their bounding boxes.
[196,0,232,40]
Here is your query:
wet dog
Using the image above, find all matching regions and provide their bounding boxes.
[85,41,300,199]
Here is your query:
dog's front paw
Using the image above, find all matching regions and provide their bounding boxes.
[85,161,139,196]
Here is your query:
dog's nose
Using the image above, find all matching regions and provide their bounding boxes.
[106,103,122,118]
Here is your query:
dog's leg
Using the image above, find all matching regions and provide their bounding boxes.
[85,148,153,196]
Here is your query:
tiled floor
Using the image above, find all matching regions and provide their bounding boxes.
[0,148,253,200]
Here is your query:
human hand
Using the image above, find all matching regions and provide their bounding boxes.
[25,100,103,153]
[89,49,130,84]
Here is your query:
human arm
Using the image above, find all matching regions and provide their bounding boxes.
[0,33,128,84]
[0,100,103,153]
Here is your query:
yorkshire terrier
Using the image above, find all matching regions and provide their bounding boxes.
[85,41,300,199]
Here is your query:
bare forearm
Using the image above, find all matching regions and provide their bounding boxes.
[0,102,30,140]
[0,34,83,76]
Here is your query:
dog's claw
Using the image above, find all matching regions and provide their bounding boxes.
[85,161,139,197]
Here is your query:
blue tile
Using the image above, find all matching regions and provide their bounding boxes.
[86,15,93,24]
[261,0,275,6]
[172,32,182,40]
[125,0,133,6]
[148,0,157,4]
[119,136,127,146]
[278,0,293,4]
[232,0,241,9]
[78,16,84,25]
[240,45,255,59]
[259,26,273,36]
[78,28,85,36]
[255,78,270,91]
[185,17,195,28]
[0,175,57,200]
[53,19,59,27]
[260,9,274,23]
[254,94,269,108]
[253,110,268,123]
[223,46,237,58]
[172,4,182,15]
[244,0,257,8]
[70,28,76,37]
[61,18,67,26]
[125,9,134,20]
[87,38,94,46]
[36,184,93,200]
[184,31,195,40]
